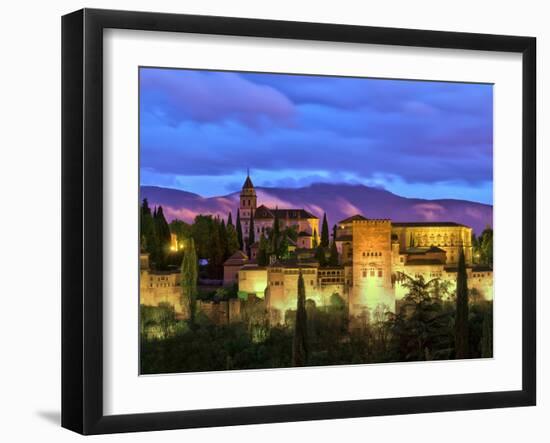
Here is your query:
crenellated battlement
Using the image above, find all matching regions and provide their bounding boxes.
[352,219,391,225]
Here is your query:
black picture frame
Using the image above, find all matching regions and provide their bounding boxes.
[62,8,536,435]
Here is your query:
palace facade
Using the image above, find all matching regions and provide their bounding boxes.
[227,175,493,323]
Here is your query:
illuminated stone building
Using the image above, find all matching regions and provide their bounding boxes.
[239,173,319,246]
[230,213,492,324]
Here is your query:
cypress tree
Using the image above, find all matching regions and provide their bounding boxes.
[208,219,224,279]
[140,198,156,254]
[236,209,244,251]
[312,229,318,249]
[328,224,339,265]
[227,211,233,227]
[153,205,171,269]
[247,212,255,257]
[321,213,329,247]
[226,224,240,256]
[219,218,228,260]
[180,237,198,325]
[257,233,269,266]
[293,270,308,366]
[329,240,339,266]
[455,248,469,359]
[315,246,327,267]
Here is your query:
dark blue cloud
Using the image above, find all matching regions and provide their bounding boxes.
[139,68,493,203]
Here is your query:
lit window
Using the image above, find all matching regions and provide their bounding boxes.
[378,270,383,277]
[362,271,367,278]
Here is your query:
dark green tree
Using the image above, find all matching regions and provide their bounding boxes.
[169,219,192,247]
[227,211,233,227]
[455,248,469,359]
[480,227,493,266]
[257,233,269,266]
[481,311,493,358]
[293,270,308,366]
[390,273,454,361]
[235,209,244,251]
[321,213,330,247]
[329,240,339,266]
[328,224,339,265]
[153,205,171,269]
[312,229,319,249]
[208,218,225,279]
[226,223,240,256]
[192,215,214,259]
[180,237,198,325]
[219,218,228,260]
[140,198,156,254]
[247,212,255,257]
[315,246,327,267]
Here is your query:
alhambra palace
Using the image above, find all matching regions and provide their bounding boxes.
[140,174,493,325]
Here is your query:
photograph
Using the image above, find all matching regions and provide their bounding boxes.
[138,67,494,374]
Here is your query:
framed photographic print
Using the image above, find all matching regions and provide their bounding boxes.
[61,8,536,435]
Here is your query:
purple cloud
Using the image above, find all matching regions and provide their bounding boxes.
[139,68,493,204]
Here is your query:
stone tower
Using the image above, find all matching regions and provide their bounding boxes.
[350,219,395,315]
[240,171,257,244]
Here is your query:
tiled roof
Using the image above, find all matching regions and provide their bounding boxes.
[223,250,248,266]
[254,205,318,220]
[240,264,266,271]
[338,214,367,224]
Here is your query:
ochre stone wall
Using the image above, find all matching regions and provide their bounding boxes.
[351,220,395,314]
[140,269,184,313]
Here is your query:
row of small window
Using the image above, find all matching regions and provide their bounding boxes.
[362,252,382,257]
[270,269,315,274]
[318,270,342,276]
[242,199,254,206]
[472,273,487,278]
[270,280,315,286]
[148,283,176,288]
[362,270,383,278]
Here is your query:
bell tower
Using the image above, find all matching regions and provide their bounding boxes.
[240,170,257,243]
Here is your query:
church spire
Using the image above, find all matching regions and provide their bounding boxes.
[242,169,254,190]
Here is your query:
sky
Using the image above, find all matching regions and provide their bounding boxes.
[139,68,493,204]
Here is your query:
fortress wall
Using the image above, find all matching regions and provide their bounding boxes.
[140,270,184,313]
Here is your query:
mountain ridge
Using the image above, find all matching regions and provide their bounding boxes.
[140,183,492,234]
